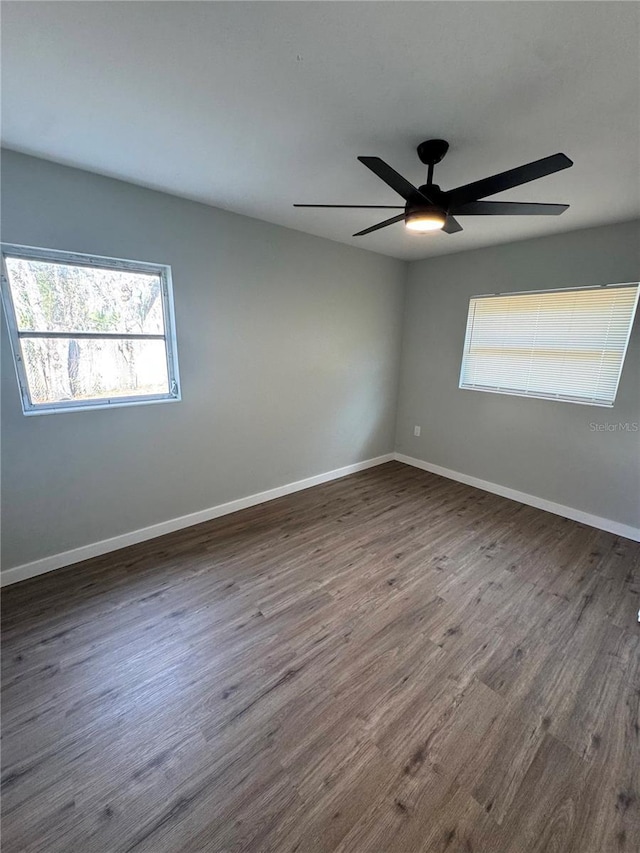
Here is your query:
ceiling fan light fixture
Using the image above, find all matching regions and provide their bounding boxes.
[294,142,572,238]
[405,208,447,233]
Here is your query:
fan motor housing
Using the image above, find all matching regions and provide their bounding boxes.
[407,184,448,217]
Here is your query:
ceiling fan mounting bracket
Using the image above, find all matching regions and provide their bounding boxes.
[417,139,450,166]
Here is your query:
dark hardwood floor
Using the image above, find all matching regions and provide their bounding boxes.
[2,461,639,852]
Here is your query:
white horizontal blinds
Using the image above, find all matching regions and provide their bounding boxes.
[459,284,639,407]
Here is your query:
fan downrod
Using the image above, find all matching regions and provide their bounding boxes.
[417,139,449,166]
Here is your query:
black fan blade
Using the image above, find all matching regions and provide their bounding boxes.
[353,213,405,237]
[293,204,404,209]
[446,153,573,208]
[358,156,435,203]
[453,201,569,216]
[442,216,463,234]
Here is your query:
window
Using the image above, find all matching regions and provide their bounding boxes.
[459,284,639,407]
[1,244,180,415]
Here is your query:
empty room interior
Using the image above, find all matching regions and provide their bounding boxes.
[1,2,640,851]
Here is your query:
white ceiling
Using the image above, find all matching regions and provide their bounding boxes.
[2,1,639,261]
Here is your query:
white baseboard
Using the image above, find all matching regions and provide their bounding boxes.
[394,452,640,543]
[4,450,637,587]
[0,453,394,587]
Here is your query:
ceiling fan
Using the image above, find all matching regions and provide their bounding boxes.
[294,139,573,236]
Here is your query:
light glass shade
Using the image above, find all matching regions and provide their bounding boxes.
[405,209,446,232]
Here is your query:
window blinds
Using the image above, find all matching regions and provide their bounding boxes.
[459,284,639,407]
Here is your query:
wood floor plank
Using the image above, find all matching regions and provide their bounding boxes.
[2,461,639,852]
[499,732,592,853]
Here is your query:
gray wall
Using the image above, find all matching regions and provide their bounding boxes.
[396,220,640,529]
[1,150,406,570]
[3,151,638,575]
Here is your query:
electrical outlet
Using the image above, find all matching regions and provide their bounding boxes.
[413,425,421,437]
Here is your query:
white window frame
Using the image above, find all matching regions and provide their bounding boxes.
[1,243,181,415]
[458,283,639,408]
